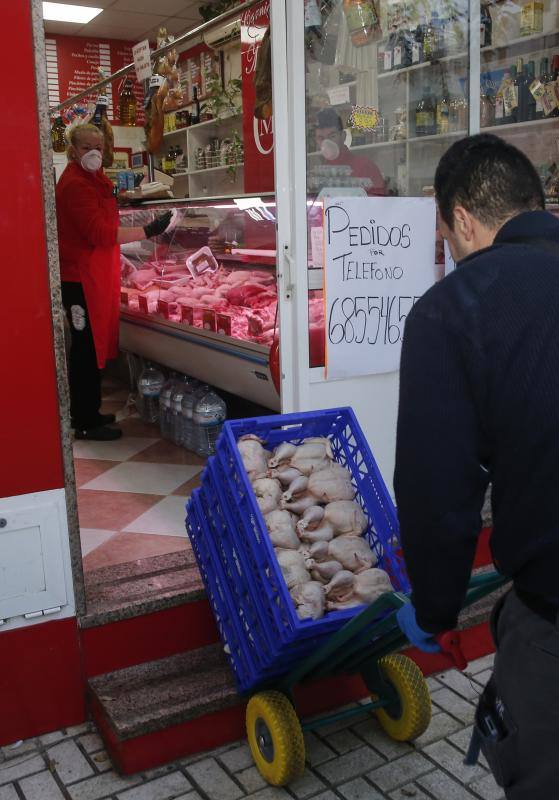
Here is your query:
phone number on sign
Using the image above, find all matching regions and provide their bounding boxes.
[328,296,422,346]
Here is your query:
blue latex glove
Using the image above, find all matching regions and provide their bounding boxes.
[396,602,441,653]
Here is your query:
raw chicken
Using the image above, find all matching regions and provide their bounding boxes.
[290,440,333,476]
[268,442,298,468]
[267,466,303,487]
[324,570,355,601]
[328,535,377,573]
[296,505,325,534]
[253,477,282,515]
[265,510,300,549]
[280,491,319,515]
[323,500,367,536]
[352,568,393,603]
[308,463,355,503]
[298,521,335,544]
[308,559,344,583]
[290,581,326,620]
[276,549,311,589]
[307,541,330,563]
[282,475,309,503]
[238,435,268,479]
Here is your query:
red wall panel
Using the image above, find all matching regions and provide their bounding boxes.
[0,3,64,496]
[0,618,85,745]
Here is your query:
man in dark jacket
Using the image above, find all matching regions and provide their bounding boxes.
[394,133,559,798]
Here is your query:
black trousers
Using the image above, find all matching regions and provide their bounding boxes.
[478,588,559,798]
[61,282,103,430]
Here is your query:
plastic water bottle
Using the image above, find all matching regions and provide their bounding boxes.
[170,376,197,446]
[193,390,227,457]
[183,384,209,452]
[179,378,199,450]
[137,366,165,424]
[159,376,176,440]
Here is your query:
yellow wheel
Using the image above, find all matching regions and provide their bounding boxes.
[373,654,431,741]
[246,690,305,786]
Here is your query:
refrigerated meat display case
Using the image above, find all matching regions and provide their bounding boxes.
[118,194,282,410]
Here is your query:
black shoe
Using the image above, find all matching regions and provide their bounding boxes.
[75,425,123,441]
[72,412,116,428]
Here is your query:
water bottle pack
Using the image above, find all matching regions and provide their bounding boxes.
[136,363,226,456]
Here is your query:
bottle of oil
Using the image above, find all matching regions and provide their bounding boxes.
[119,78,137,126]
[51,116,66,152]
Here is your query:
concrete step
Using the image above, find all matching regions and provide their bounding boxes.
[89,643,247,774]
[89,644,240,741]
[82,550,205,628]
[80,552,218,677]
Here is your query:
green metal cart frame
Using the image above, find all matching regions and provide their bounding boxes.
[245,571,509,786]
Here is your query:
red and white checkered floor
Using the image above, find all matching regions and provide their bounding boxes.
[74,379,203,572]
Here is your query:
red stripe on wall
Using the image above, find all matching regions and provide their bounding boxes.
[0,3,64,496]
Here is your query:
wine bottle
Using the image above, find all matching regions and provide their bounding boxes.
[416,86,436,136]
[515,57,527,122]
[525,61,537,121]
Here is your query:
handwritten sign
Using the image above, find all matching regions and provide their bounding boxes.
[133,39,152,82]
[328,84,350,106]
[323,197,436,380]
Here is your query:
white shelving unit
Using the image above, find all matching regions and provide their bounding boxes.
[155,113,244,200]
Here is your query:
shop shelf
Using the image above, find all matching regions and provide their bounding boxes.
[481,28,559,56]
[377,50,468,80]
[188,163,244,176]
[483,117,559,135]
[163,128,188,138]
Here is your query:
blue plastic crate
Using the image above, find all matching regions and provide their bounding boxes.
[185,408,409,692]
[186,491,257,689]
[200,459,326,674]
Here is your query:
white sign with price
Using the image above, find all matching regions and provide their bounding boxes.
[323,196,436,380]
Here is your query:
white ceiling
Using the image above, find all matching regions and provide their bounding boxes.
[43,0,219,42]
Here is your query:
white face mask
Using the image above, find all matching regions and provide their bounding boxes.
[320,138,340,161]
[80,150,103,172]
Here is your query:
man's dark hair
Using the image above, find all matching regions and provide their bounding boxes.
[316,107,343,131]
[435,134,545,229]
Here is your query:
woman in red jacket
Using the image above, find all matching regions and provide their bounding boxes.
[56,123,171,441]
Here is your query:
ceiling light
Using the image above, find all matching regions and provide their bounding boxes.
[42,2,102,23]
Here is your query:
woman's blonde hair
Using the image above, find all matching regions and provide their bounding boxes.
[66,122,103,160]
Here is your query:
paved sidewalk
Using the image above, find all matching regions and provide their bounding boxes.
[0,655,502,800]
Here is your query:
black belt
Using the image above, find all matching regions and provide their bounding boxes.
[516,587,559,624]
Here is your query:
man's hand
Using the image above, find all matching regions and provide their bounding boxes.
[143,211,173,239]
[396,603,441,653]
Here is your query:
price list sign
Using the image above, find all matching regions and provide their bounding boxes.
[323,196,436,380]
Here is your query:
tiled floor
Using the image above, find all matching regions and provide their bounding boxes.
[0,655,504,800]
[75,379,204,572]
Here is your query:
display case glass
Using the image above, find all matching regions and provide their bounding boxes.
[118,196,278,348]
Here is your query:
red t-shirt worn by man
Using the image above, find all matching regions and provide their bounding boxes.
[326,144,386,196]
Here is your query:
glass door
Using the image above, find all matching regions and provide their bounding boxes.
[478,5,559,205]
[303,0,475,370]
